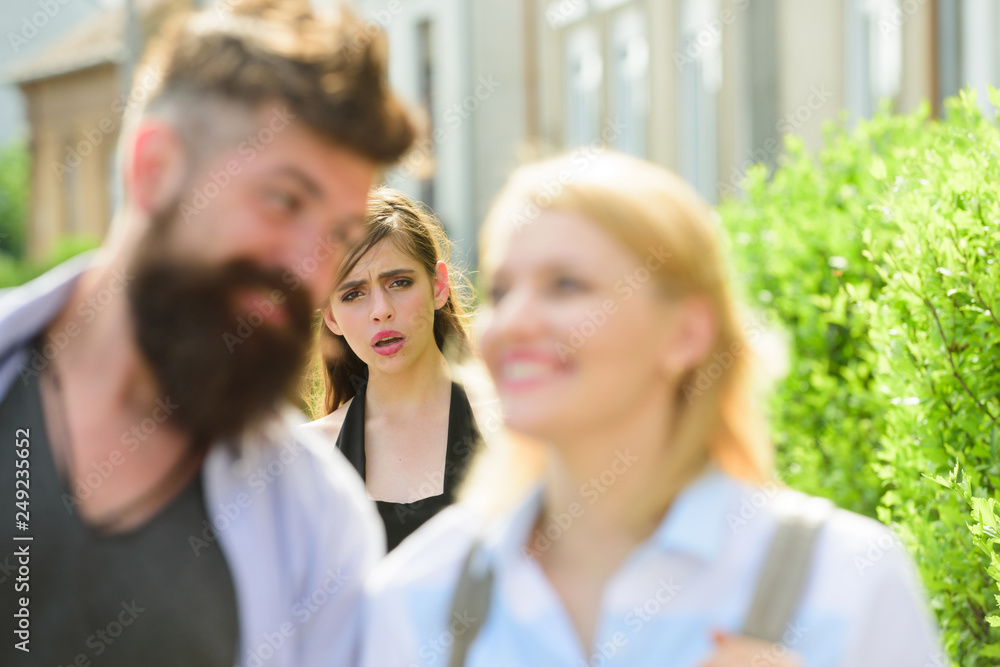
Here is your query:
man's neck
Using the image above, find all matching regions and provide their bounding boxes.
[36,255,198,534]
[44,258,161,422]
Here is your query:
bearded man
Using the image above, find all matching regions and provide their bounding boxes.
[0,1,414,665]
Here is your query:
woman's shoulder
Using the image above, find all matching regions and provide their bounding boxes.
[297,397,354,444]
[723,477,925,603]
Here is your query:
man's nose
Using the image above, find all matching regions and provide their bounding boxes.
[286,228,343,306]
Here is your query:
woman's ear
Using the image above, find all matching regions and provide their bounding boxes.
[432,260,450,310]
[660,295,717,377]
[322,307,344,336]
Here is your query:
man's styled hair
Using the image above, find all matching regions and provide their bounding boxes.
[132,0,415,165]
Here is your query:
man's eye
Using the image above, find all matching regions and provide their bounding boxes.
[266,191,301,213]
[328,226,347,244]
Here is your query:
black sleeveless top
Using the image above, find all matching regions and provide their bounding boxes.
[335,379,480,551]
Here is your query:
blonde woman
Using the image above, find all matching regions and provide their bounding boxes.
[301,188,485,552]
[361,154,940,666]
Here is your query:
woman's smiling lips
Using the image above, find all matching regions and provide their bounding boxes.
[496,350,569,390]
[371,329,405,356]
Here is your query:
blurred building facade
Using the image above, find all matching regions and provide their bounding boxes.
[10,0,186,259]
[359,0,999,268]
[10,0,1000,259]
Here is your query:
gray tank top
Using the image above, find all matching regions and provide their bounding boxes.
[0,352,239,666]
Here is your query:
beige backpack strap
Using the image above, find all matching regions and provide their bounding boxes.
[447,539,494,667]
[741,495,833,643]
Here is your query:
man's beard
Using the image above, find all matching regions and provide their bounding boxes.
[126,206,315,451]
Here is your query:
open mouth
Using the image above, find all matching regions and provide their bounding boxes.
[374,336,403,348]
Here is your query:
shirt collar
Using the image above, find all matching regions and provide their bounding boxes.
[480,484,545,569]
[0,250,95,352]
[648,465,735,562]
[482,465,737,568]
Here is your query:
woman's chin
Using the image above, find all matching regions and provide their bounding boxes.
[501,409,570,443]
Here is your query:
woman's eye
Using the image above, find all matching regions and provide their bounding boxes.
[553,276,586,293]
[341,290,362,303]
[390,278,413,289]
[488,285,508,305]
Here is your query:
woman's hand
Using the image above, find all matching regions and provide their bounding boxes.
[698,631,804,667]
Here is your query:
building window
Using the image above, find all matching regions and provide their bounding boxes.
[416,18,436,210]
[565,26,603,148]
[609,8,649,157]
[846,0,902,119]
[958,0,1000,116]
[678,0,721,202]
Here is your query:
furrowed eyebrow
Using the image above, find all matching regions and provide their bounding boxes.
[337,268,416,293]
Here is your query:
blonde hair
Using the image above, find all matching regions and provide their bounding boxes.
[459,152,772,523]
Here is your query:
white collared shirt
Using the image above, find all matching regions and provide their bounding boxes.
[362,469,942,667]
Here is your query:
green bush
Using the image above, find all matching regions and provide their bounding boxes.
[0,236,100,289]
[869,89,1000,664]
[0,139,29,259]
[718,103,932,519]
[720,89,1000,665]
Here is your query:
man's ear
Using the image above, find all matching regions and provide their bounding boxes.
[128,119,187,214]
[322,307,344,336]
[660,295,717,377]
[432,261,450,310]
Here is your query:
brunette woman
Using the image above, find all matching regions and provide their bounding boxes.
[301,188,484,551]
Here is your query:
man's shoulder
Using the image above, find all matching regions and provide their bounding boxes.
[247,407,365,497]
[206,406,372,522]
[369,502,482,595]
